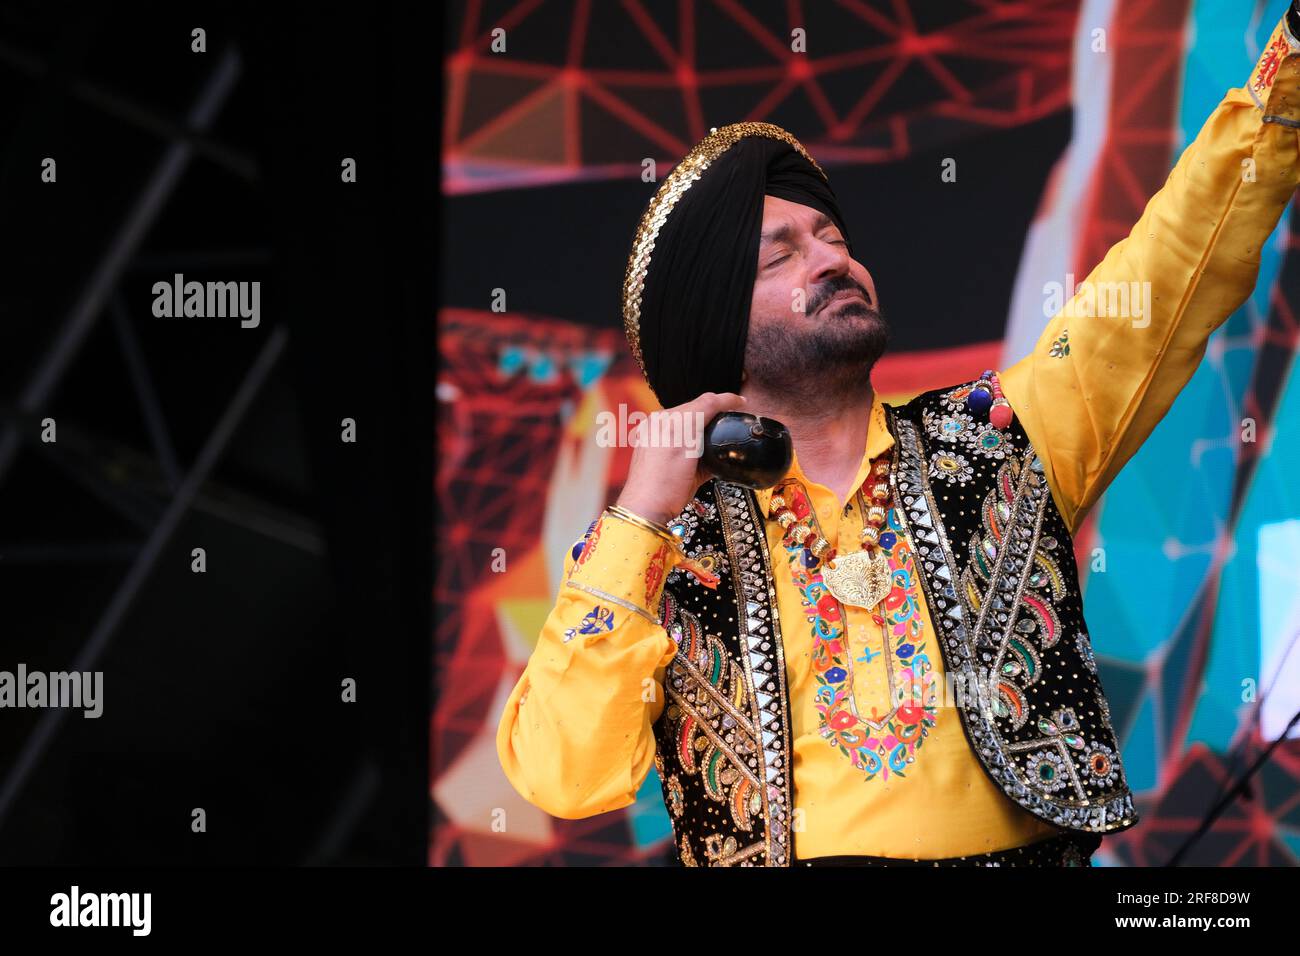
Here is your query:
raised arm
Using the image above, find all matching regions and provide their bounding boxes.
[999,9,1300,534]
[495,509,680,819]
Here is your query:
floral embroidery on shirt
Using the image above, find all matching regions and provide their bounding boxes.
[1253,30,1290,94]
[563,604,614,642]
[1049,329,1070,358]
[575,515,603,567]
[781,503,937,782]
[644,542,670,605]
[570,518,599,561]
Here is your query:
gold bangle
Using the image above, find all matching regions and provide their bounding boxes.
[606,504,682,551]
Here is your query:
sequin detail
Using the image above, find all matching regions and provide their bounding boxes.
[622,122,828,380]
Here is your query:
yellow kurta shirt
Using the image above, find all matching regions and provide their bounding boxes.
[496,14,1300,859]
[749,396,1061,858]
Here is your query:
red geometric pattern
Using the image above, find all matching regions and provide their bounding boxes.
[1061,0,1300,868]
[444,0,1081,193]
[1066,0,1191,595]
[1124,739,1300,866]
[434,310,621,764]
[433,305,1010,866]
[435,0,1300,867]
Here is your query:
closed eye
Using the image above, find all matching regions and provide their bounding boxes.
[766,237,845,268]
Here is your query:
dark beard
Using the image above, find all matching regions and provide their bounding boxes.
[743,299,891,400]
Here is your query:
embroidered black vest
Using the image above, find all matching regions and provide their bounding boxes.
[648,378,1140,867]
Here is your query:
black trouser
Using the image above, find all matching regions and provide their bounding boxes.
[794,830,1103,867]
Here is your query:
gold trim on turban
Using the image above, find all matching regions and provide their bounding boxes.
[620,122,829,383]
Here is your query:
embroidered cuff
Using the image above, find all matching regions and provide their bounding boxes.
[1247,11,1300,124]
[566,509,682,623]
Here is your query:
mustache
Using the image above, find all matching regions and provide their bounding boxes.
[807,277,873,315]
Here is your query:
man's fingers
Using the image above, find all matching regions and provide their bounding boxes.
[692,391,748,413]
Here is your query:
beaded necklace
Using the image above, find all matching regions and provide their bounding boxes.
[760,371,1011,777]
[766,368,1010,609]
[767,456,935,776]
[767,449,894,611]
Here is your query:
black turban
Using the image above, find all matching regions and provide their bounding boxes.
[621,122,854,410]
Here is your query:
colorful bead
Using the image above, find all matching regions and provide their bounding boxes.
[990,399,1012,429]
[966,368,1014,431]
[768,450,895,576]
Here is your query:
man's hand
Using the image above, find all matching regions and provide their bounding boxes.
[615,391,748,525]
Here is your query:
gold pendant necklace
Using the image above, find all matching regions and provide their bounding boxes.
[822,546,893,610]
[768,453,895,612]
[822,482,893,609]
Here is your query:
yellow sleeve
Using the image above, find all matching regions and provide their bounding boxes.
[999,14,1300,535]
[495,509,682,819]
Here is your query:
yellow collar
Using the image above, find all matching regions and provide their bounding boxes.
[753,392,894,514]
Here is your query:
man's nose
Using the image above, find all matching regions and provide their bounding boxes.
[810,241,852,281]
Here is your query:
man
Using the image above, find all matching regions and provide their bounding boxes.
[496,8,1300,867]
